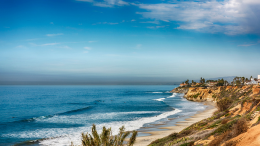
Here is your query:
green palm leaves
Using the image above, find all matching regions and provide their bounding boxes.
[81,124,138,146]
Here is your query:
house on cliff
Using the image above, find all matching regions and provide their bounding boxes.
[245,78,258,85]
[258,75,260,84]
[207,82,217,87]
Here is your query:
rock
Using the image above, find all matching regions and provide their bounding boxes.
[170,87,189,94]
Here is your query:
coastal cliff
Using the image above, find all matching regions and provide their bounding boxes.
[149,85,260,146]
[170,87,189,94]
[171,86,222,102]
[171,86,260,102]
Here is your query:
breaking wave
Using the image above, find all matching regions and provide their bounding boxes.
[3,109,181,146]
[153,98,165,101]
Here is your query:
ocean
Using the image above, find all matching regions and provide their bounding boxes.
[0,85,207,146]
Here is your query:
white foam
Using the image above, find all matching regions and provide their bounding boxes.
[32,111,161,124]
[3,109,181,146]
[177,95,206,111]
[153,98,165,101]
[150,92,163,93]
[167,93,177,98]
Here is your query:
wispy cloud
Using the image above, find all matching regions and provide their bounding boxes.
[50,22,54,24]
[84,47,92,50]
[147,26,155,29]
[147,26,165,29]
[29,43,59,46]
[238,44,256,47]
[16,45,27,49]
[25,38,40,41]
[105,54,121,57]
[238,41,260,47]
[134,0,260,35]
[41,43,59,46]
[46,33,63,37]
[76,0,128,7]
[93,22,118,25]
[108,22,118,25]
[59,46,72,49]
[140,21,159,24]
[83,51,89,53]
[136,44,142,49]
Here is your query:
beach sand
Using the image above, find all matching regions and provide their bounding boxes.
[133,101,217,146]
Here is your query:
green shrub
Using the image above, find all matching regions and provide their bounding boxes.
[192,93,200,99]
[164,137,191,146]
[256,105,260,111]
[212,119,238,135]
[149,133,178,146]
[225,113,230,117]
[179,141,194,146]
[245,112,252,121]
[208,119,222,128]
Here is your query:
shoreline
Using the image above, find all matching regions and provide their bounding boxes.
[133,101,217,146]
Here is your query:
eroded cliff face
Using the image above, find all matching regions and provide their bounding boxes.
[184,87,221,101]
[171,85,260,102]
[171,86,223,102]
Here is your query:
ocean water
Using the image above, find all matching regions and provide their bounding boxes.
[0,85,206,146]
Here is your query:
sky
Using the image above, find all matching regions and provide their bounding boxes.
[0,0,260,84]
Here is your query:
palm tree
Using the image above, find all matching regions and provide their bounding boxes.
[241,77,245,85]
[81,124,137,146]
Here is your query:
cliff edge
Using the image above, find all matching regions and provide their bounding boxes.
[149,85,260,146]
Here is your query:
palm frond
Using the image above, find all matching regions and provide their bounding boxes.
[128,130,137,146]
[79,124,138,146]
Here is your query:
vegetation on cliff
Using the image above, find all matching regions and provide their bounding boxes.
[181,76,257,87]
[150,85,260,146]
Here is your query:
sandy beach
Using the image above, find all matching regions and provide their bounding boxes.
[133,101,217,146]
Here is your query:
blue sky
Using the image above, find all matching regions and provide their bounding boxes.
[1,0,260,84]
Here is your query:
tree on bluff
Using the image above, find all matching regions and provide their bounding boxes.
[200,77,205,84]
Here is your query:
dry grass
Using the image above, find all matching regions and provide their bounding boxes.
[232,118,248,137]
[223,140,237,146]
[217,98,233,112]
[221,119,229,124]
[208,118,248,146]
[209,131,230,146]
